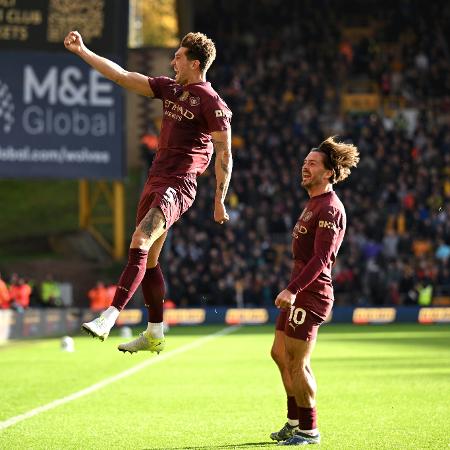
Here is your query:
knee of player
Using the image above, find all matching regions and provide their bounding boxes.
[290,362,309,378]
[270,347,284,365]
[130,229,152,249]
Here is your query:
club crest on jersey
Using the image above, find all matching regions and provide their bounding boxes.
[299,209,313,222]
[189,96,200,106]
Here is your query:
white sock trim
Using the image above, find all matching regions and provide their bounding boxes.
[299,428,319,436]
[287,419,299,427]
[145,322,164,339]
[102,306,120,323]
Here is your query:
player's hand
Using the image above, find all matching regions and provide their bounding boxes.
[275,289,296,309]
[214,200,229,224]
[64,31,86,55]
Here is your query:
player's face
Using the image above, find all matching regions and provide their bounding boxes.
[171,47,197,85]
[301,152,332,189]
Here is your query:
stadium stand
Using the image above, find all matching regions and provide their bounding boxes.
[160,0,449,307]
[0,1,447,309]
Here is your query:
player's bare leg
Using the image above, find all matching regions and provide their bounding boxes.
[278,336,320,446]
[82,208,166,342]
[270,330,300,441]
[146,230,168,269]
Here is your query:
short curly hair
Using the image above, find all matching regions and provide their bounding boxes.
[180,32,216,73]
[313,136,360,184]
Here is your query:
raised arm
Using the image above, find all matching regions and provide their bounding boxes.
[64,30,154,97]
[211,128,233,224]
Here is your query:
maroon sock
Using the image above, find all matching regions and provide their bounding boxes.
[111,248,148,311]
[298,406,318,431]
[287,396,299,421]
[141,263,165,322]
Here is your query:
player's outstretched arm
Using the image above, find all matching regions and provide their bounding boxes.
[64,30,154,97]
[211,129,232,224]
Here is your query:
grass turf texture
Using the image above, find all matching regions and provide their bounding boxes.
[1,324,449,449]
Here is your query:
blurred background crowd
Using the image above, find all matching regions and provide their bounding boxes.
[161,0,450,308]
[1,0,448,310]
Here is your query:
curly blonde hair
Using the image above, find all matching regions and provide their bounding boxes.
[181,32,216,73]
[314,136,360,184]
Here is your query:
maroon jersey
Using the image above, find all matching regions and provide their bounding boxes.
[148,76,232,177]
[287,191,346,300]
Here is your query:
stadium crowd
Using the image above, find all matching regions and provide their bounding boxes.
[159,0,450,307]
[2,1,448,310]
[0,272,63,310]
[0,271,118,311]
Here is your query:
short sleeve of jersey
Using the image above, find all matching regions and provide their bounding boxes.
[202,97,232,132]
[148,76,174,100]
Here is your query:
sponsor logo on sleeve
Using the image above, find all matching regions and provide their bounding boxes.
[319,220,336,230]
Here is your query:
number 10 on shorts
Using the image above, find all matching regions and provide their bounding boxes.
[289,306,306,325]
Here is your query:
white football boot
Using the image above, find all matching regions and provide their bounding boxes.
[82,307,119,341]
[118,332,165,354]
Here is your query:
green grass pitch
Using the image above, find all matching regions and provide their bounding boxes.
[1,324,449,449]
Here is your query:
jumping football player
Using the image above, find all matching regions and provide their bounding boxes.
[64,30,232,354]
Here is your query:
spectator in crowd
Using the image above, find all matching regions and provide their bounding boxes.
[9,277,32,311]
[0,272,10,309]
[88,281,110,312]
[40,274,62,307]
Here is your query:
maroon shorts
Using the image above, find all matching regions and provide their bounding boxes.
[136,174,197,229]
[275,291,332,341]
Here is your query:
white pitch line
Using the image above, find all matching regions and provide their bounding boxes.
[0,325,240,431]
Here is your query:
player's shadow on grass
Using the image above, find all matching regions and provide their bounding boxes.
[146,442,275,449]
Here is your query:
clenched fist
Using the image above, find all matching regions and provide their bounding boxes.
[64,30,85,55]
[214,200,229,225]
[275,289,296,309]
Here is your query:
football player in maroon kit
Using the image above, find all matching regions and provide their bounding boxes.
[271,137,359,446]
[64,31,232,353]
